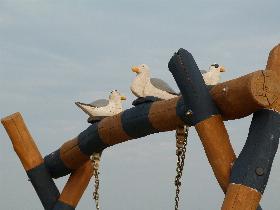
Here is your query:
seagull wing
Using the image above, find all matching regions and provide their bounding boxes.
[150,78,178,95]
[91,99,109,107]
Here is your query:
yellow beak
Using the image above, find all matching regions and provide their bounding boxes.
[131,66,140,73]
[220,66,226,72]
[121,96,126,100]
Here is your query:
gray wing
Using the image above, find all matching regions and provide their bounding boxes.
[150,78,178,95]
[200,70,207,74]
[91,99,109,107]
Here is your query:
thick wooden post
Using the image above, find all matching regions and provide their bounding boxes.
[266,43,280,73]
[195,115,235,191]
[222,43,280,210]
[222,184,261,210]
[1,113,60,210]
[53,161,93,210]
[221,109,280,210]
[168,48,235,192]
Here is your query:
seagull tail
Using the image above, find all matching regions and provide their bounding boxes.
[75,101,96,116]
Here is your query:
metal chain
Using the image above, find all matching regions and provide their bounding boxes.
[174,125,189,210]
[90,153,101,210]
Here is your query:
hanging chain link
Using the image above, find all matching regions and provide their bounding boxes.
[90,153,101,210]
[174,125,189,210]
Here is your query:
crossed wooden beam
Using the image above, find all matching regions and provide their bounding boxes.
[2,44,280,210]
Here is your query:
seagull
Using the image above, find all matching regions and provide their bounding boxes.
[75,90,126,123]
[201,63,226,85]
[130,63,226,100]
[130,64,179,100]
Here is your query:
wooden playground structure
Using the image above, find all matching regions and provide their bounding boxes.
[2,44,280,210]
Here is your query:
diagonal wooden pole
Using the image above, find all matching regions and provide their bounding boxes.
[2,112,95,210]
[1,112,60,210]
[53,161,93,210]
[221,43,280,210]
[168,48,236,192]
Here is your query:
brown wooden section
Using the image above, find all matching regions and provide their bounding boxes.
[221,183,261,210]
[266,44,280,112]
[60,137,89,170]
[98,113,131,145]
[195,115,236,192]
[1,112,43,170]
[58,161,93,207]
[149,97,184,131]
[210,70,280,120]
[266,44,280,73]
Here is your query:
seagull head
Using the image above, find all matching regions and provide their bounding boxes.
[109,90,126,102]
[131,64,150,75]
[209,63,226,72]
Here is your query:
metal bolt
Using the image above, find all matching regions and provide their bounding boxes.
[255,167,265,176]
[185,109,193,116]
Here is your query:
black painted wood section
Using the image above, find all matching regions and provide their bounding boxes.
[78,123,109,155]
[121,102,159,138]
[44,149,72,179]
[26,163,60,210]
[230,109,280,194]
[53,200,75,210]
[168,48,219,125]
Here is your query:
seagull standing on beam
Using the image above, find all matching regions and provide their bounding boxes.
[130,63,226,100]
[75,90,126,123]
[75,90,126,210]
[201,63,226,85]
[130,64,179,100]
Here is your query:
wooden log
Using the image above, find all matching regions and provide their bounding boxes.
[44,69,280,179]
[44,45,280,185]
[266,43,280,73]
[195,115,235,192]
[53,161,93,210]
[168,48,236,193]
[221,184,261,210]
[224,109,280,210]
[267,44,280,111]
[211,70,280,120]
[1,112,60,210]
[221,44,280,210]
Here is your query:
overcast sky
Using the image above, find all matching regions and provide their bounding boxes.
[1,0,280,209]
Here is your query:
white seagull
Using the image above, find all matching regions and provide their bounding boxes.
[130,64,179,100]
[201,63,226,85]
[130,64,226,100]
[75,90,126,123]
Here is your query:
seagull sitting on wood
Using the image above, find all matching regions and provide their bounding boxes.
[130,63,226,100]
[75,90,126,123]
[201,63,226,85]
[130,64,179,100]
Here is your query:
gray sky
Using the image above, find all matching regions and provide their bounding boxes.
[0,0,280,209]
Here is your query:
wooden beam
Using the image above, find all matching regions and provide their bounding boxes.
[53,161,93,210]
[168,48,236,193]
[221,184,261,210]
[266,43,280,73]
[221,43,280,210]
[211,69,280,120]
[1,112,60,210]
[44,69,280,179]
[195,115,235,192]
